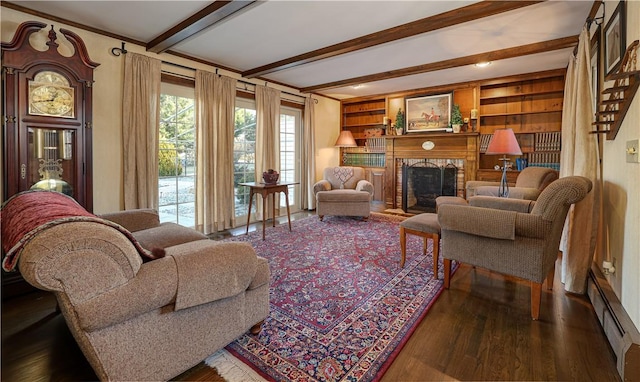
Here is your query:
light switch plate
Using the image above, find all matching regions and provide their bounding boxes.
[627,139,639,163]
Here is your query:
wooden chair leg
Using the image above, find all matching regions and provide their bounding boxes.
[444,258,451,288]
[422,237,427,255]
[545,263,555,290]
[531,282,542,320]
[399,226,407,268]
[432,234,439,278]
[250,320,264,334]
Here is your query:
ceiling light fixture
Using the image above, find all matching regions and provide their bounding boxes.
[351,84,364,89]
[475,61,492,68]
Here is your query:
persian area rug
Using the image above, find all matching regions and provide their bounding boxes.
[218,213,444,382]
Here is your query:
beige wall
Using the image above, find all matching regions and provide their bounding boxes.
[1,7,340,213]
[314,97,341,180]
[600,0,640,329]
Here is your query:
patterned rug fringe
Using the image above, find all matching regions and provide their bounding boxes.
[205,349,267,382]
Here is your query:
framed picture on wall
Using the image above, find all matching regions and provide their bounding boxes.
[604,1,626,76]
[405,93,452,133]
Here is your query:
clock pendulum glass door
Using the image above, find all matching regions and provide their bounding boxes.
[28,128,74,195]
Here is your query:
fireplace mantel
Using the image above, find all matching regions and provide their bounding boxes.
[384,132,479,209]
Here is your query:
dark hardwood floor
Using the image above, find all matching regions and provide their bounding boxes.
[1,203,620,381]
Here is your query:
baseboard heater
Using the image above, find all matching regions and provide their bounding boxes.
[587,263,640,381]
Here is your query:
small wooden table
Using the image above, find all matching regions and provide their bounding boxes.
[239,182,298,240]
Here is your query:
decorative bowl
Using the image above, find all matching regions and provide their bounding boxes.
[262,170,279,184]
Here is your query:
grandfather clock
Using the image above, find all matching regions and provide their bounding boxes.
[2,21,99,211]
[1,21,99,297]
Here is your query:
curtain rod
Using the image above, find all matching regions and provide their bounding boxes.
[111,43,315,102]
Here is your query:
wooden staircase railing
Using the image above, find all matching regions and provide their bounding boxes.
[592,40,639,140]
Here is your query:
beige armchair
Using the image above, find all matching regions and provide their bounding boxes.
[438,176,592,320]
[1,191,270,381]
[313,166,374,221]
[466,166,559,200]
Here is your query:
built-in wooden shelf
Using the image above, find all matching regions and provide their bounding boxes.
[481,109,562,118]
[479,89,563,100]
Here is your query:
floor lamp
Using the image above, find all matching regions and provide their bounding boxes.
[485,128,522,197]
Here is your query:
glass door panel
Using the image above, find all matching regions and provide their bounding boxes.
[28,127,76,196]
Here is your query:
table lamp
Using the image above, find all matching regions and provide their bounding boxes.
[485,128,522,197]
[334,130,357,147]
[335,130,357,166]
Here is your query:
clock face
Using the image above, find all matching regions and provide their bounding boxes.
[28,71,75,118]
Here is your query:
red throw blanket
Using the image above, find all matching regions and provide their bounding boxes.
[1,190,163,272]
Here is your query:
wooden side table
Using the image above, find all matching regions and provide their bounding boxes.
[239,182,298,240]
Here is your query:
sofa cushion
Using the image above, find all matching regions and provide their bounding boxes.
[166,240,258,310]
[133,223,207,252]
[316,189,371,202]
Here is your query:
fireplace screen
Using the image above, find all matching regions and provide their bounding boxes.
[402,161,458,213]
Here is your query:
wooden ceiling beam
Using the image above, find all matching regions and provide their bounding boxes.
[242,0,544,78]
[300,36,578,93]
[146,0,257,54]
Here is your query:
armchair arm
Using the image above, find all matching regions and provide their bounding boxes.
[438,204,517,240]
[18,222,142,299]
[313,180,332,195]
[72,241,262,331]
[469,196,535,213]
[99,208,160,232]
[73,256,178,331]
[356,179,374,195]
[465,180,499,197]
[475,186,541,200]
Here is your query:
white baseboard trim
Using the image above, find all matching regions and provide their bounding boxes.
[587,264,640,381]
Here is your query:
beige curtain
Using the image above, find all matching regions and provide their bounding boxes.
[559,26,601,293]
[194,70,237,234]
[255,85,281,219]
[122,53,161,210]
[302,96,317,210]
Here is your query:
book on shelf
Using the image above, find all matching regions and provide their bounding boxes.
[526,151,560,171]
[534,132,561,151]
[479,134,492,153]
[342,152,386,167]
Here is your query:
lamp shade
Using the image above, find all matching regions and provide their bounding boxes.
[334,130,357,147]
[485,128,522,155]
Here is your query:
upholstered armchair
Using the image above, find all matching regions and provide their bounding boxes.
[313,166,374,221]
[438,176,592,320]
[466,166,558,200]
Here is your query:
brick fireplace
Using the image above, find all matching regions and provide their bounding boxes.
[383,133,478,210]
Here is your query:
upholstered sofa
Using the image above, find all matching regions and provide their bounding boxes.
[1,191,270,381]
[313,166,374,221]
[466,166,558,200]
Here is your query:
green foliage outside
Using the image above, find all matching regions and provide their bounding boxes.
[159,94,194,177]
[234,106,257,186]
[159,142,183,176]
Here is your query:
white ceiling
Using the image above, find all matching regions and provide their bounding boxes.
[7,1,595,99]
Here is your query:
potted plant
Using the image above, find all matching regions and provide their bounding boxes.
[395,108,405,135]
[451,104,463,133]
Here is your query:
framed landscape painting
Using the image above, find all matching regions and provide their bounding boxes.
[405,93,451,133]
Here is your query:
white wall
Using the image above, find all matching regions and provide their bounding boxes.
[601,0,640,328]
[1,7,341,213]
